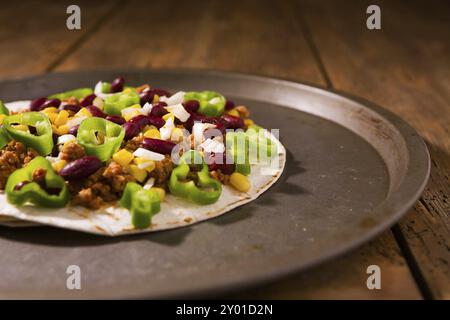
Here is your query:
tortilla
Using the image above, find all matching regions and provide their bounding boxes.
[0,101,286,236]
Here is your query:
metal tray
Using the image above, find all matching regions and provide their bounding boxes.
[0,70,429,298]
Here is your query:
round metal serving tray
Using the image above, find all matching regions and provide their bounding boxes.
[0,70,429,299]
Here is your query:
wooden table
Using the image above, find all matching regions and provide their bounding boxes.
[0,0,448,299]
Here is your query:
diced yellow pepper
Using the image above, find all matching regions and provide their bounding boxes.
[229,172,250,192]
[75,108,92,118]
[0,114,6,125]
[153,94,159,103]
[227,109,240,117]
[162,112,173,121]
[129,164,148,183]
[47,112,58,123]
[112,149,134,167]
[52,160,67,172]
[144,128,161,139]
[54,110,69,126]
[134,158,156,172]
[151,187,166,202]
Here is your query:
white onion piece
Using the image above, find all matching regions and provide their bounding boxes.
[160,91,185,105]
[133,148,165,161]
[121,106,143,118]
[5,100,30,113]
[143,178,155,190]
[141,102,153,115]
[192,122,216,146]
[66,116,87,128]
[159,116,175,140]
[164,103,190,122]
[200,138,225,154]
[57,134,76,145]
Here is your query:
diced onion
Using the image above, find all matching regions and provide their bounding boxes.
[159,116,175,140]
[143,177,155,190]
[133,148,165,161]
[5,100,30,113]
[164,103,190,122]
[66,116,87,128]
[141,102,153,115]
[160,91,185,105]
[57,134,76,145]
[192,122,216,145]
[200,138,225,153]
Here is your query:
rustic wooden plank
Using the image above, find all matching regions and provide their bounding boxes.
[298,0,450,299]
[0,0,120,79]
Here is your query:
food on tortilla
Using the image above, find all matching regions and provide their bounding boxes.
[0,77,285,235]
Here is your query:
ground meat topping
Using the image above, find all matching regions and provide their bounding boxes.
[32,168,47,187]
[210,170,230,185]
[0,141,38,189]
[70,161,135,209]
[149,155,174,188]
[60,142,86,162]
[123,135,144,152]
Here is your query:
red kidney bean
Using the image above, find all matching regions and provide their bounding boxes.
[41,98,61,109]
[59,156,102,180]
[225,100,235,110]
[139,91,155,105]
[123,121,141,140]
[219,114,244,129]
[111,77,125,93]
[68,125,79,136]
[30,97,47,111]
[80,93,96,107]
[141,138,176,154]
[206,152,235,174]
[183,100,200,113]
[63,104,81,113]
[85,105,106,118]
[147,115,165,128]
[150,88,171,97]
[149,102,168,117]
[129,115,149,129]
[106,115,125,125]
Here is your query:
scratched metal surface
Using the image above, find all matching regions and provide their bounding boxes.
[0,70,429,298]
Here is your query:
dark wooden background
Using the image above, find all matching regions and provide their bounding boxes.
[0,0,448,299]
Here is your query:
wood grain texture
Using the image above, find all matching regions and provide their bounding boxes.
[0,0,120,79]
[298,0,449,299]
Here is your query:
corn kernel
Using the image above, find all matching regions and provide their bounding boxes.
[12,124,29,132]
[75,108,92,118]
[227,109,240,117]
[0,114,6,125]
[134,158,156,172]
[144,128,161,139]
[42,107,58,114]
[52,160,67,172]
[171,128,184,142]
[112,149,134,167]
[244,119,254,127]
[129,164,148,182]
[53,125,69,135]
[162,112,173,121]
[229,172,250,192]
[151,187,166,202]
[47,112,58,123]
[54,110,69,126]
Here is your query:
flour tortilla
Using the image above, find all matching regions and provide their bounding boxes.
[0,101,286,236]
